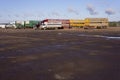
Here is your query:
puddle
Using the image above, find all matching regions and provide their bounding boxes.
[92,35,120,39]
[57,33,62,35]
[78,34,120,40]
[105,36,120,39]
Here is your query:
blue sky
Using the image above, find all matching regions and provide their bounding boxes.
[0,0,120,22]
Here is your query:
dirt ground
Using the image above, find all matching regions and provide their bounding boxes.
[0,27,120,80]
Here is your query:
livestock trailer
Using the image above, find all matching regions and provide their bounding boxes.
[70,19,85,28]
[84,18,108,29]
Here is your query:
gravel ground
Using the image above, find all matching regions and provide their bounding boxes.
[0,27,120,80]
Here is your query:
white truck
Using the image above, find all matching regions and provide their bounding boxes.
[40,22,62,30]
[40,19,62,30]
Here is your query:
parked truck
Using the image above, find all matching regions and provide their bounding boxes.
[40,19,62,30]
[24,20,39,28]
[15,20,39,29]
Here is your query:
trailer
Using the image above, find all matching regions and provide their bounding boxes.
[59,19,70,29]
[0,23,16,29]
[15,21,25,29]
[0,24,6,28]
[84,18,108,29]
[24,20,39,28]
[15,20,39,29]
[5,24,16,29]
[70,19,85,28]
[40,21,62,30]
[40,19,63,30]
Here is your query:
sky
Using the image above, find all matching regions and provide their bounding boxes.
[0,0,120,22]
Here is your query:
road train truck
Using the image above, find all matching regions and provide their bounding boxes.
[40,19,68,30]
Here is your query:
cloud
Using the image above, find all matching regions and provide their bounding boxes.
[15,14,20,17]
[105,8,115,15]
[8,14,11,18]
[37,13,44,17]
[51,12,60,16]
[68,7,79,15]
[0,14,2,17]
[87,4,98,15]
[23,13,34,17]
